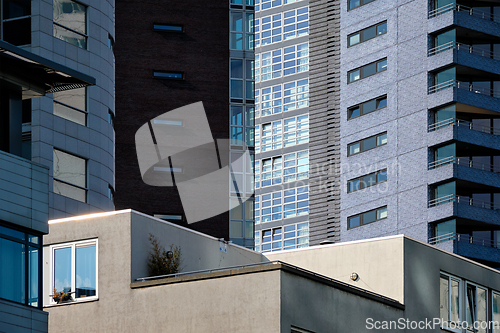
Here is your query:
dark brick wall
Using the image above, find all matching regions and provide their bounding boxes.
[114,0,230,239]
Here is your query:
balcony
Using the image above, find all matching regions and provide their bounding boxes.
[429,232,500,265]
[428,194,500,226]
[428,3,500,39]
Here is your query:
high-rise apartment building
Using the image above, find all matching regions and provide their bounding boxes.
[253,0,311,252]
[114,0,255,247]
[0,0,115,331]
[309,0,500,268]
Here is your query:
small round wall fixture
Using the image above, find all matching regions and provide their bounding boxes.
[350,272,359,281]
[166,251,174,259]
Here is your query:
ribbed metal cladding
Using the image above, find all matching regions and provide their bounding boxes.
[308,0,341,245]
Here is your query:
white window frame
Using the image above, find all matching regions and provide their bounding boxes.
[49,239,98,305]
[465,281,489,333]
[440,273,463,333]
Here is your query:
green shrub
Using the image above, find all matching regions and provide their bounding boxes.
[147,233,183,277]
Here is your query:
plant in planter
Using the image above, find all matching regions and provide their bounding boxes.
[147,233,183,277]
[52,287,73,304]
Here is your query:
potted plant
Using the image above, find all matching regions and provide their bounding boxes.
[51,288,73,304]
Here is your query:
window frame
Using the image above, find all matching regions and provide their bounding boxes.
[347,95,387,120]
[49,239,98,305]
[348,132,387,156]
[53,87,88,126]
[0,223,42,309]
[153,23,183,32]
[153,71,184,80]
[1,0,32,45]
[53,149,88,203]
[53,0,88,49]
[348,58,387,83]
[347,0,376,11]
[347,169,387,193]
[347,21,387,47]
[347,206,387,229]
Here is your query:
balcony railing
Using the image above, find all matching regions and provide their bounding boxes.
[428,118,500,135]
[428,156,500,172]
[428,41,500,60]
[429,194,500,210]
[428,79,500,98]
[429,232,500,249]
[429,3,500,22]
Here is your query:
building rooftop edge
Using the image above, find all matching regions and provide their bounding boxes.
[131,261,405,310]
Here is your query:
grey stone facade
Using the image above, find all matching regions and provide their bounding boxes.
[310,0,500,267]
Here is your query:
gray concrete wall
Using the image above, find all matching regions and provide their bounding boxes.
[266,235,405,303]
[280,270,403,333]
[30,0,115,219]
[129,211,265,281]
[0,150,49,234]
[0,299,48,333]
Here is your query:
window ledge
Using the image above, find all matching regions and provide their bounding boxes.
[43,297,98,308]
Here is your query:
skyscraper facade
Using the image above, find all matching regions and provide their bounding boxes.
[253,0,311,252]
[114,0,256,246]
[309,0,500,268]
[0,0,115,330]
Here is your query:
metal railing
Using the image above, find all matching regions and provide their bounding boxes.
[428,41,500,60]
[428,80,500,98]
[429,232,500,249]
[428,156,500,172]
[429,195,500,210]
[429,3,500,22]
[428,118,500,135]
[135,261,282,282]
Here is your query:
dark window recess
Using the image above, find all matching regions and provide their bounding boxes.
[108,110,115,127]
[348,206,387,229]
[4,17,31,45]
[22,99,31,123]
[108,34,114,50]
[153,71,184,80]
[348,21,387,47]
[153,24,183,32]
[348,95,387,120]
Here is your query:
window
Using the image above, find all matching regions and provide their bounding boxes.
[259,222,309,252]
[53,149,87,202]
[255,43,309,83]
[255,150,308,188]
[153,71,184,80]
[153,214,184,221]
[347,95,387,120]
[440,273,462,330]
[255,7,309,47]
[347,169,387,193]
[230,10,254,50]
[107,185,114,202]
[1,0,31,45]
[348,21,387,47]
[107,34,114,51]
[493,292,500,333]
[348,132,387,156]
[153,24,183,32]
[255,78,309,118]
[348,0,376,10]
[254,0,302,12]
[348,206,387,229]
[53,0,87,49]
[53,87,87,126]
[230,58,254,102]
[348,58,387,83]
[230,199,254,239]
[50,240,97,303]
[108,109,115,128]
[255,186,309,223]
[0,224,41,308]
[466,282,488,332]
